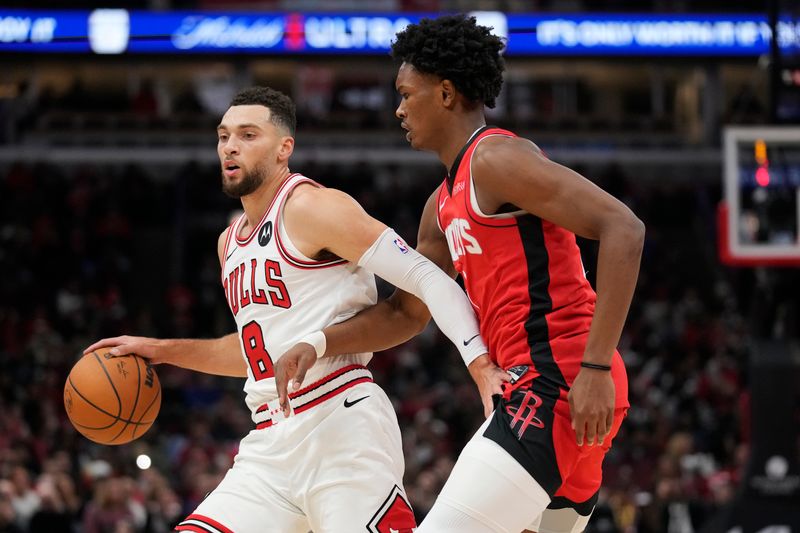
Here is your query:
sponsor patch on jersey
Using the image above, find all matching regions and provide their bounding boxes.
[258,221,273,247]
[393,238,409,254]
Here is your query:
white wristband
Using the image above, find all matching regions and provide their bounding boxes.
[299,331,327,359]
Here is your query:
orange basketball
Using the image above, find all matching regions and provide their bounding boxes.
[64,348,161,445]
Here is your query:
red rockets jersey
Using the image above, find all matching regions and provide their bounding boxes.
[436,127,628,407]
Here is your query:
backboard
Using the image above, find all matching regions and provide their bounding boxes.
[720,126,800,266]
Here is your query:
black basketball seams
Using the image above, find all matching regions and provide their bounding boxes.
[108,354,144,443]
[67,355,158,441]
[131,378,161,440]
[65,378,121,430]
[66,377,155,427]
[91,350,123,417]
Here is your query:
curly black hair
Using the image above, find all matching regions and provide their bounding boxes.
[391,14,505,108]
[229,86,296,135]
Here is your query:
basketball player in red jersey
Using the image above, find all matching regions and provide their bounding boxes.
[275,14,644,533]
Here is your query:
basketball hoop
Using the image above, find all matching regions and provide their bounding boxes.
[719,126,800,267]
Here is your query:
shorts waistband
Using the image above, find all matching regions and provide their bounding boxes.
[254,364,373,429]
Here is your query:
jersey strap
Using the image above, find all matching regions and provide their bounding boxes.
[274,176,349,269]
[219,215,241,280]
[233,173,299,246]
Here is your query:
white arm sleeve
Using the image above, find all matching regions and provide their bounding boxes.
[357,228,487,366]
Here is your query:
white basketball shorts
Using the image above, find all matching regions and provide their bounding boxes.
[175,376,416,533]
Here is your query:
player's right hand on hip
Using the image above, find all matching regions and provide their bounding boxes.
[568,367,615,447]
[83,335,166,363]
[274,342,318,417]
[467,354,509,418]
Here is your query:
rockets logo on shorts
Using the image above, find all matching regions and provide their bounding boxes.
[393,238,409,254]
[506,390,545,439]
[367,485,417,533]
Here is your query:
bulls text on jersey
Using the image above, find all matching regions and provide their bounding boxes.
[223,257,292,315]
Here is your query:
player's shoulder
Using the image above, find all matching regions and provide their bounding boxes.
[217,212,242,255]
[284,182,358,221]
[473,135,544,172]
[217,213,240,242]
[476,134,543,157]
[287,181,350,204]
[217,222,233,248]
[217,227,230,262]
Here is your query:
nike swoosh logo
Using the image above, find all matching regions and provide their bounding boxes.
[225,248,236,261]
[344,396,369,408]
[439,199,447,210]
[463,334,480,346]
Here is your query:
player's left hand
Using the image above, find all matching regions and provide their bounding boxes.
[568,367,615,447]
[274,342,318,417]
[467,354,510,418]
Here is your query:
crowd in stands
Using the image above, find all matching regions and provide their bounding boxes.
[0,152,772,532]
[1,68,768,150]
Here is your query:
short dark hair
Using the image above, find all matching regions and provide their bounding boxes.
[391,14,505,108]
[229,86,297,135]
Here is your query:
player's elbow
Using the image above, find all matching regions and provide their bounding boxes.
[388,292,431,337]
[620,213,645,258]
[407,309,432,336]
[397,301,431,337]
[600,207,645,260]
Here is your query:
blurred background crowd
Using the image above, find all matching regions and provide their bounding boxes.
[1,0,799,532]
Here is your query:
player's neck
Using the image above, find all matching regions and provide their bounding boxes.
[437,116,486,171]
[240,166,292,230]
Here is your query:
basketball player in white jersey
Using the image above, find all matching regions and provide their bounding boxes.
[85,86,501,533]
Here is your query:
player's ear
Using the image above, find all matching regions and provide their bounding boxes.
[441,79,456,108]
[278,135,294,162]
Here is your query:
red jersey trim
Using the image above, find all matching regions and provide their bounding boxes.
[234,173,299,246]
[435,183,448,233]
[463,131,524,228]
[274,177,349,269]
[219,219,237,280]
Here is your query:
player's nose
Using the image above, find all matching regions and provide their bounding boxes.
[223,139,240,155]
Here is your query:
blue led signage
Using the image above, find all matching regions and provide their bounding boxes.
[0,10,797,56]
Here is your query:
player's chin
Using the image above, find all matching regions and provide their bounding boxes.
[407,133,424,150]
[221,173,241,188]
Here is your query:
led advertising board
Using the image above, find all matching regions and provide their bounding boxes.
[0,10,798,56]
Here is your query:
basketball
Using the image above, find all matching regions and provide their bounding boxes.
[64,348,161,445]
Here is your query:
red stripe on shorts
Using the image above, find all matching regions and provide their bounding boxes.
[178,513,234,533]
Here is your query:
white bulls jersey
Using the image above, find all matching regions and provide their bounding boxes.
[219,174,377,425]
